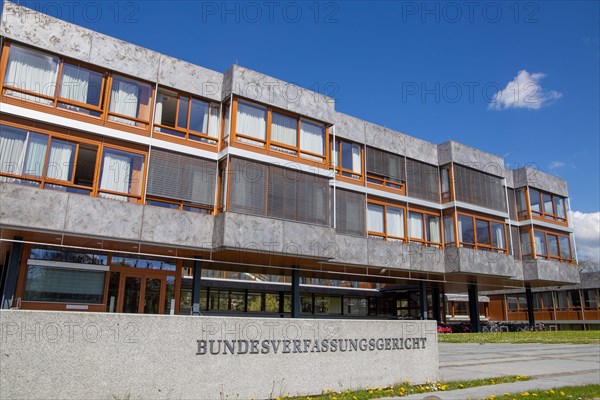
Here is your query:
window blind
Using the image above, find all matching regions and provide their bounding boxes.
[453,164,506,212]
[366,146,405,182]
[335,189,365,237]
[146,149,216,206]
[405,158,440,202]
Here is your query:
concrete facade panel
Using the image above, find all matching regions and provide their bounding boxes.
[333,112,366,144]
[513,167,569,197]
[0,2,93,62]
[0,182,68,232]
[523,259,580,284]
[363,122,405,155]
[64,194,144,241]
[140,206,213,249]
[330,234,369,266]
[366,239,411,270]
[410,244,445,273]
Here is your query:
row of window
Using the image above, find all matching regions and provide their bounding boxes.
[1,43,571,224]
[521,229,573,263]
[507,289,599,312]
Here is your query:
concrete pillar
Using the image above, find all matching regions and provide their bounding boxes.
[468,282,481,332]
[419,281,428,320]
[1,238,23,309]
[525,286,535,327]
[431,287,441,322]
[291,266,300,318]
[191,257,202,316]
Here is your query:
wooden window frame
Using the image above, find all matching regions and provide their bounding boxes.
[0,119,148,204]
[407,207,443,248]
[153,87,219,149]
[530,227,574,263]
[332,137,364,183]
[528,187,568,225]
[440,164,453,203]
[365,146,406,195]
[366,199,407,242]
[230,96,330,168]
[0,41,154,135]
[146,196,214,214]
[456,212,508,254]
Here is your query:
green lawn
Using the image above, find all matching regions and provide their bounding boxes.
[284,376,530,400]
[486,384,600,399]
[438,331,600,345]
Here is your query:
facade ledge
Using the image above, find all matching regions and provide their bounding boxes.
[522,259,580,284]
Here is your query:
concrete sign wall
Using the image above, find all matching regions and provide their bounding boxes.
[0,310,438,399]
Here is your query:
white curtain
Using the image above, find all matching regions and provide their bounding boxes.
[23,133,48,177]
[457,217,463,243]
[59,64,89,104]
[428,216,440,243]
[300,120,324,156]
[493,223,505,249]
[46,140,75,181]
[386,207,404,238]
[99,149,133,201]
[352,144,361,173]
[237,101,266,140]
[4,45,58,105]
[0,127,26,176]
[271,112,296,146]
[331,140,338,168]
[409,212,424,240]
[367,204,384,233]
[109,77,140,125]
[207,103,220,138]
[555,198,566,218]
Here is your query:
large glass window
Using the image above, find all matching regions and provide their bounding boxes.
[0,124,99,195]
[583,289,598,309]
[154,88,219,144]
[108,75,152,128]
[24,265,105,304]
[300,119,325,161]
[530,229,573,262]
[58,63,104,116]
[457,213,506,252]
[236,100,267,143]
[528,188,567,223]
[3,44,59,105]
[343,297,368,316]
[98,148,145,202]
[332,139,362,180]
[408,210,441,246]
[271,112,297,149]
[367,201,405,241]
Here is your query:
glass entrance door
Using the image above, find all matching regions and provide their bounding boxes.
[144,278,161,314]
[123,276,142,313]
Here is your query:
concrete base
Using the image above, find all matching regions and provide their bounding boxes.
[0,310,438,399]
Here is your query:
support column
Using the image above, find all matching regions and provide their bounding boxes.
[291,266,300,318]
[191,257,202,316]
[1,238,23,309]
[419,281,428,320]
[468,282,481,333]
[525,286,535,327]
[431,287,441,322]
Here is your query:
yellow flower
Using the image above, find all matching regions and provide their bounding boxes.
[441,385,447,391]
[522,392,530,396]
[560,391,565,396]
[550,389,555,394]
[504,393,510,396]
[459,384,465,388]
[532,394,538,397]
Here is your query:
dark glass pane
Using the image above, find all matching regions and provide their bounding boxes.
[144,278,161,314]
[189,98,209,133]
[458,215,474,244]
[123,277,141,313]
[163,276,176,315]
[24,266,105,304]
[476,219,490,245]
[106,272,120,312]
[177,97,189,129]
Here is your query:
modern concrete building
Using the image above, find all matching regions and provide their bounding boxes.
[486,271,600,331]
[0,1,580,331]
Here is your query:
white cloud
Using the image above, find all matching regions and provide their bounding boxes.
[571,211,600,263]
[549,161,566,169]
[488,70,562,110]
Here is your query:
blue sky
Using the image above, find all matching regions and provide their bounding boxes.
[13,0,600,260]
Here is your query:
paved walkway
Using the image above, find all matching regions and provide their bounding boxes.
[387,343,600,399]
